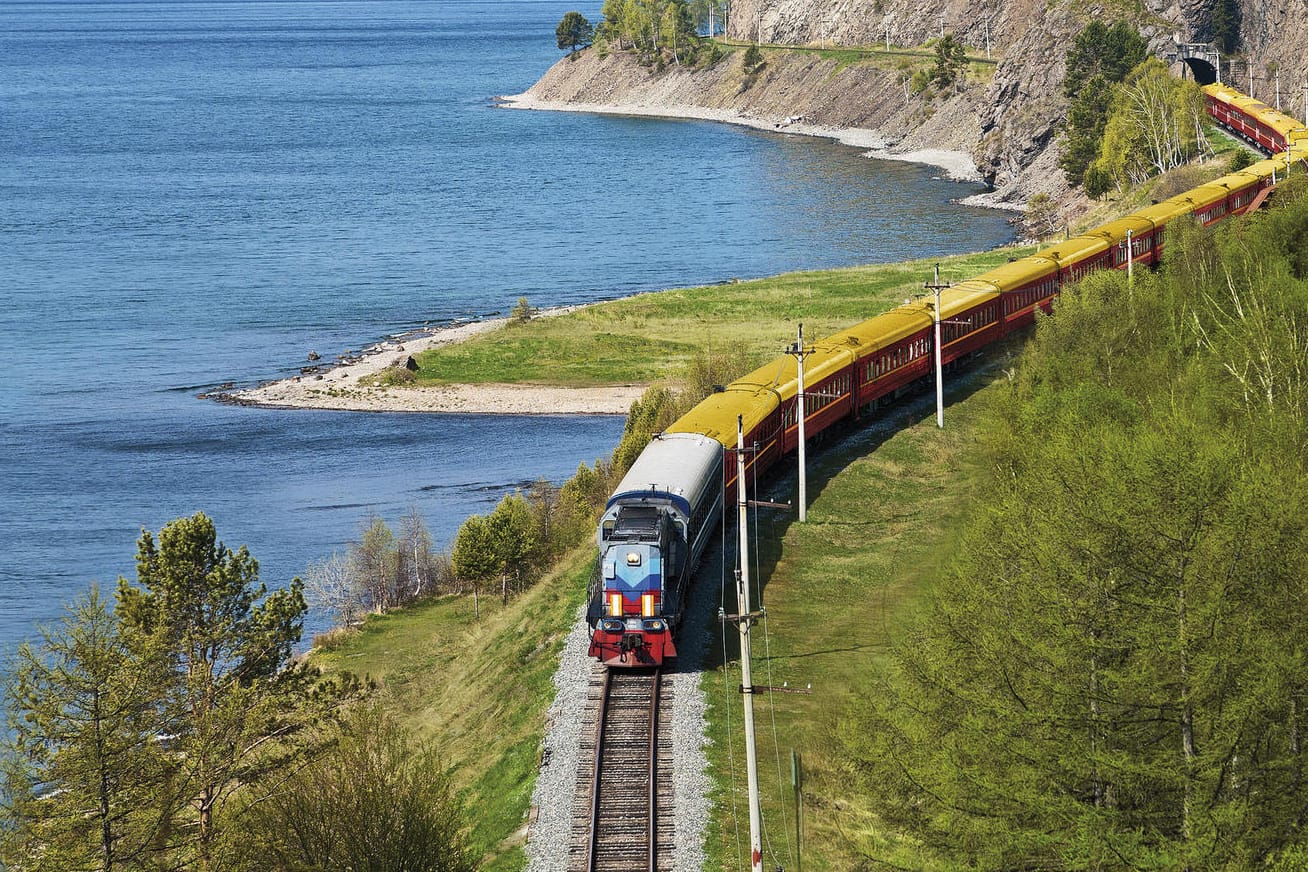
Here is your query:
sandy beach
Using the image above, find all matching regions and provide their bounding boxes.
[498,93,984,183]
[224,307,647,415]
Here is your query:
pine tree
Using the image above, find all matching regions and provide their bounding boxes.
[1,588,173,871]
[115,512,312,870]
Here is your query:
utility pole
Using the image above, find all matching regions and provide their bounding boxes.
[925,265,950,429]
[1125,228,1135,285]
[983,17,991,59]
[792,749,804,872]
[786,324,809,523]
[733,416,764,872]
[1276,69,1282,110]
[1303,77,1307,125]
[1249,61,1254,99]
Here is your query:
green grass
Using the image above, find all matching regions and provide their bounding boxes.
[405,248,1034,388]
[696,349,1022,871]
[714,37,1000,67]
[311,549,594,871]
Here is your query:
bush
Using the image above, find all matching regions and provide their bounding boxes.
[511,295,537,323]
[1228,148,1255,172]
[742,43,763,73]
[377,364,416,385]
[1083,164,1113,199]
[231,706,476,872]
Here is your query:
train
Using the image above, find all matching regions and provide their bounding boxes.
[586,81,1308,668]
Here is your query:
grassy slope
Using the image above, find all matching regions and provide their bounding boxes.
[311,548,594,871]
[697,352,1019,871]
[406,248,1032,387]
[319,253,1030,870]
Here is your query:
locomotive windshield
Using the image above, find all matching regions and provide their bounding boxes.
[612,506,661,541]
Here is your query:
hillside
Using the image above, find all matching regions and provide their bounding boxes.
[514,0,1308,208]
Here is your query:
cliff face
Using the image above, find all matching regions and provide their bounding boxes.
[725,0,1308,198]
[521,0,1308,206]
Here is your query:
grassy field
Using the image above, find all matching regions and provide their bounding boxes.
[694,350,1020,871]
[402,248,1033,388]
[310,548,594,871]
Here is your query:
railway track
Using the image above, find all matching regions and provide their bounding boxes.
[572,666,675,871]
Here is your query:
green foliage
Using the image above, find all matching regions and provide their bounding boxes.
[2,516,354,871]
[1228,146,1255,172]
[1059,21,1148,188]
[1084,162,1114,198]
[555,10,593,54]
[742,42,763,74]
[1060,74,1115,186]
[230,705,476,872]
[1063,19,1149,98]
[841,192,1308,868]
[510,295,536,323]
[598,0,708,66]
[659,0,696,65]
[930,33,967,88]
[1210,0,1242,53]
[115,513,318,865]
[1089,58,1210,189]
[688,0,725,35]
[1,589,173,871]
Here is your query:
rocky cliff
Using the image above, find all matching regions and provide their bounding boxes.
[516,0,1308,208]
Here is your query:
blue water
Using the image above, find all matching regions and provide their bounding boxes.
[0,0,1015,648]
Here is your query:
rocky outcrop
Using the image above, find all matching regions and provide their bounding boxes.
[518,0,1308,208]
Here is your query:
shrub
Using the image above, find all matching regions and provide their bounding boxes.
[511,295,537,323]
[742,43,763,74]
[1228,148,1255,172]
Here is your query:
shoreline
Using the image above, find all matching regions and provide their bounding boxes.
[214,305,648,416]
[218,94,1009,417]
[498,92,985,183]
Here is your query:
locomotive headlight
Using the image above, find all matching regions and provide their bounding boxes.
[626,551,641,566]
[600,619,624,633]
[643,619,666,632]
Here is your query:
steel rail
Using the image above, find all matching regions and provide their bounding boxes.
[646,669,661,872]
[585,668,612,872]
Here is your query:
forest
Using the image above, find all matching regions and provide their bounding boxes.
[842,177,1308,869]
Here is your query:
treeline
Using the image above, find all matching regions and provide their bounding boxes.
[842,177,1308,868]
[308,346,754,635]
[1060,21,1213,197]
[594,0,723,67]
[1,513,475,871]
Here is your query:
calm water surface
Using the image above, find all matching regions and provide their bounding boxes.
[0,0,1014,646]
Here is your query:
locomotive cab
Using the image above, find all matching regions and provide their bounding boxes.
[588,505,684,666]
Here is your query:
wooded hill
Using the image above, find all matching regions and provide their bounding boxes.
[841,177,1308,869]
